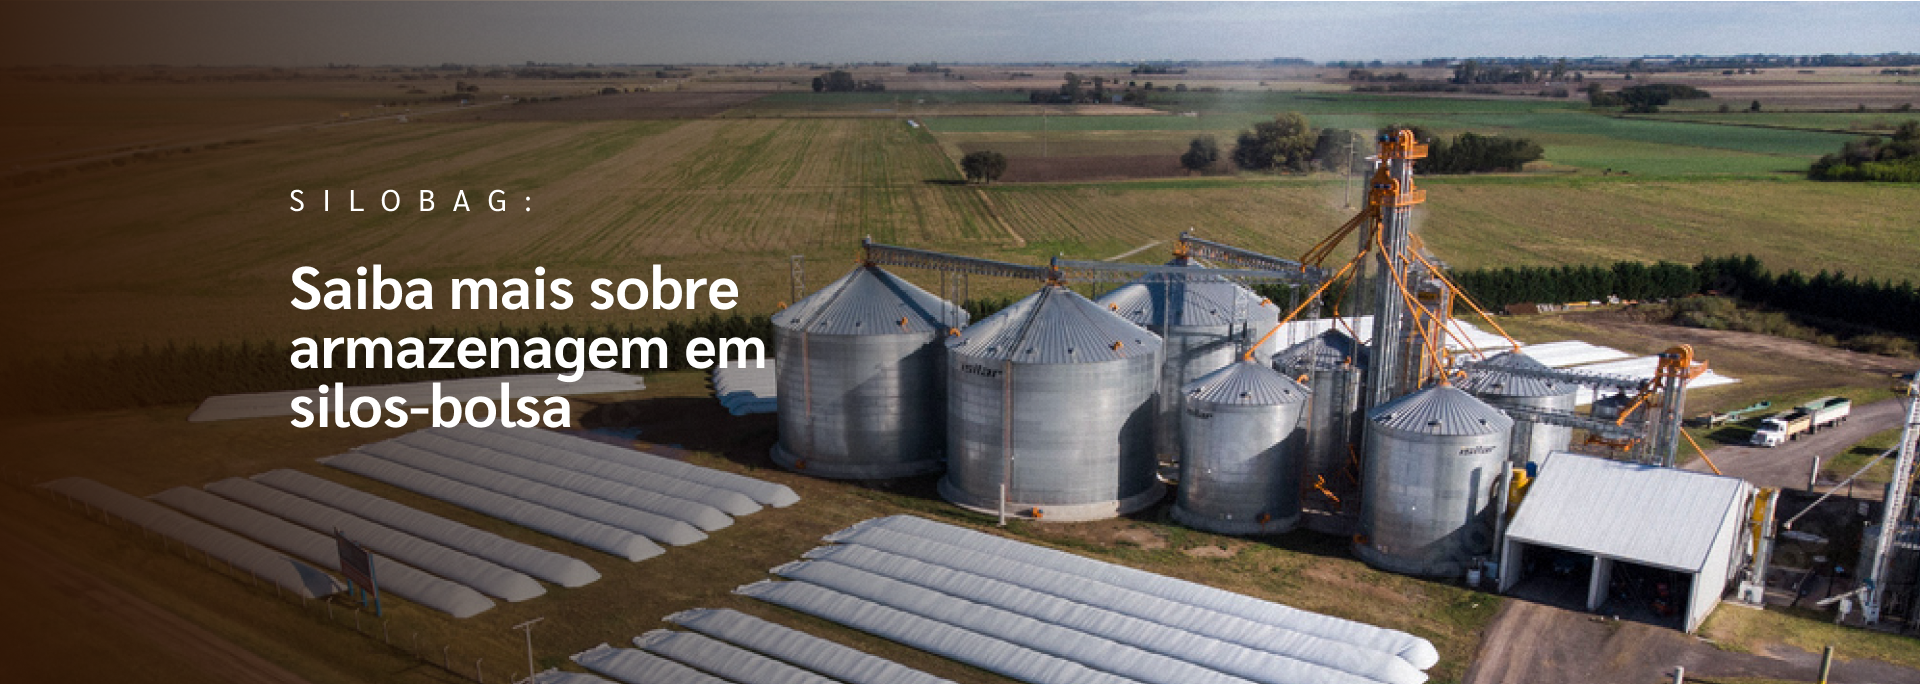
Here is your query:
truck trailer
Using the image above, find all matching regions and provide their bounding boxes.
[1749,397,1849,447]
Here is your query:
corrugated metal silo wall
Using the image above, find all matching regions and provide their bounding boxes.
[773,326,947,478]
[1354,389,1511,577]
[1174,385,1308,535]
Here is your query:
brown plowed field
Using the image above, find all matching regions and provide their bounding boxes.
[463,91,766,120]
[999,154,1196,182]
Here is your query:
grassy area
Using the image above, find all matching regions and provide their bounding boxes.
[1822,426,1909,486]
[1644,111,1916,134]
[1702,604,1920,671]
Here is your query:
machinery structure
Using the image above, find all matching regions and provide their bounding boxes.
[1861,368,1920,624]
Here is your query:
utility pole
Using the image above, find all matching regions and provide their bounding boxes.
[512,617,545,683]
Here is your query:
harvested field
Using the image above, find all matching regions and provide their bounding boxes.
[996,154,1191,183]
[460,91,766,120]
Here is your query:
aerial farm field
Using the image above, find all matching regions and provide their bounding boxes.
[3,62,1920,684]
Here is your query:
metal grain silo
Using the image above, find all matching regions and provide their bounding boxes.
[1172,360,1310,535]
[1460,350,1577,466]
[1271,329,1369,532]
[941,285,1164,522]
[770,265,967,479]
[1353,385,1513,577]
[1096,260,1280,465]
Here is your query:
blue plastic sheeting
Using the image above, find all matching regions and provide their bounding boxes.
[827,515,1439,671]
[571,644,731,684]
[356,441,706,547]
[206,477,543,602]
[153,487,495,618]
[433,427,761,517]
[476,424,799,507]
[665,608,955,684]
[39,478,341,599]
[635,629,838,684]
[398,431,732,532]
[809,528,1423,684]
[252,469,599,588]
[793,546,1413,684]
[737,579,1144,684]
[321,452,662,562]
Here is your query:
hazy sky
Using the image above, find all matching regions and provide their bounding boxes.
[7,1,1918,66]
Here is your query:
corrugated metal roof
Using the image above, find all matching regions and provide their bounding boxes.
[1183,360,1309,406]
[1095,263,1274,329]
[772,265,963,335]
[1272,329,1368,372]
[1367,385,1512,436]
[949,285,1161,364]
[1459,350,1577,399]
[1506,451,1750,573]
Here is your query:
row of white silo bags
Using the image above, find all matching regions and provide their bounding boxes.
[321,451,663,562]
[38,477,342,599]
[153,486,495,618]
[252,468,600,588]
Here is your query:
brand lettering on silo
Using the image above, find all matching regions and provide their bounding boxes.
[1184,406,1213,419]
[1458,445,1497,456]
[960,363,1003,378]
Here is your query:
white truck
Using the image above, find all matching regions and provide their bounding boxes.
[1749,396,1849,447]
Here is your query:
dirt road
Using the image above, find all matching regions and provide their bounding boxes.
[3,528,315,684]
[1686,398,1909,497]
[1464,599,1916,684]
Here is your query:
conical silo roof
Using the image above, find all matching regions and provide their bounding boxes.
[950,285,1159,364]
[771,265,963,335]
[1183,360,1309,406]
[1368,385,1513,436]
[1095,260,1273,329]
[1458,350,1576,399]
[1273,328,1370,372]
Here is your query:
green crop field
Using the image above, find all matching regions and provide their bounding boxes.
[9,66,1920,684]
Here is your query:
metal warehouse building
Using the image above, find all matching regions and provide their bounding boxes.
[1499,452,1755,632]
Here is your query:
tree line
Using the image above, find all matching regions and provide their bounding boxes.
[1448,261,1701,310]
[1808,120,1920,182]
[1586,83,1712,113]
[1193,116,1544,175]
[810,70,885,93]
[1449,255,1920,341]
[1695,255,1920,338]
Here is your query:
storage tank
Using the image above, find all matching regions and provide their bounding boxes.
[1353,385,1513,577]
[941,285,1164,522]
[770,265,966,479]
[1460,350,1577,466]
[1096,260,1281,465]
[1271,329,1369,533]
[1172,360,1311,535]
